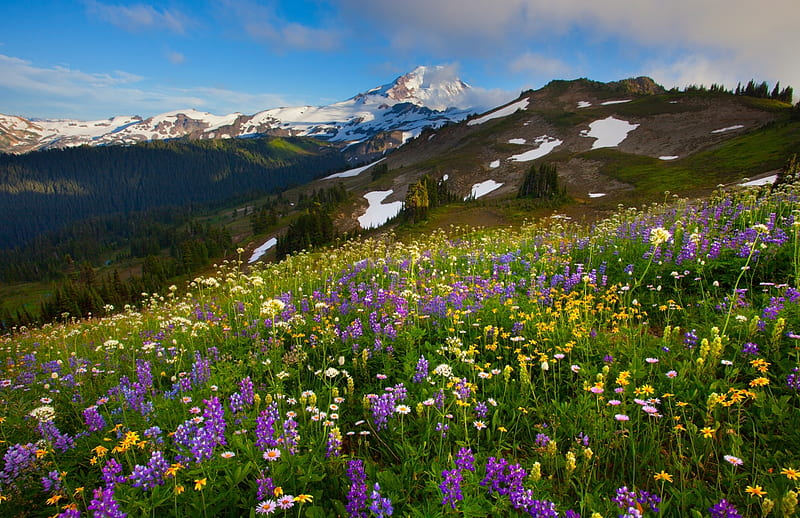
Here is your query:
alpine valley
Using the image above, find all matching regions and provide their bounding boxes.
[1,67,799,326]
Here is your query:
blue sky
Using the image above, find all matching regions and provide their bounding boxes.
[1,0,797,120]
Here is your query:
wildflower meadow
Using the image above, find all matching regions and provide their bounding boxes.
[1,181,799,517]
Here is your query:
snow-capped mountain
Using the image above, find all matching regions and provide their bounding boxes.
[0,66,483,156]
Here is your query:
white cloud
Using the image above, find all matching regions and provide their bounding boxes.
[0,54,293,119]
[219,0,341,51]
[509,52,571,77]
[335,0,800,95]
[166,50,186,65]
[84,1,195,34]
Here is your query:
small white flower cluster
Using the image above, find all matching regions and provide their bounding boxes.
[30,405,56,423]
[649,227,672,246]
[260,299,286,318]
[433,364,453,378]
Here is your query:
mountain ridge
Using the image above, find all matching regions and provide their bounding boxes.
[0,65,487,157]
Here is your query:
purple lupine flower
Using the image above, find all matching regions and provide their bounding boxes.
[143,426,163,444]
[281,416,299,453]
[684,329,698,348]
[0,443,37,487]
[325,429,342,458]
[434,389,445,409]
[612,486,636,509]
[229,392,246,415]
[439,469,463,509]
[535,433,551,448]
[256,475,275,501]
[37,421,75,452]
[412,356,429,383]
[436,422,449,438]
[481,456,509,495]
[370,384,406,431]
[88,486,127,518]
[637,490,661,512]
[787,368,800,391]
[346,459,369,518]
[101,458,125,487]
[239,376,255,406]
[128,450,169,491]
[41,470,62,492]
[135,359,152,389]
[83,406,106,433]
[57,509,81,518]
[202,396,227,446]
[741,342,759,355]
[369,483,393,517]
[455,447,475,472]
[709,498,742,518]
[255,403,281,451]
[526,499,559,518]
[474,401,488,419]
[452,378,472,400]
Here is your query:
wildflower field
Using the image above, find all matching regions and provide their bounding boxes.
[1,182,800,518]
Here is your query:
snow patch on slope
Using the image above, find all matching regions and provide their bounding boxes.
[581,117,639,149]
[465,180,503,200]
[508,136,562,162]
[711,125,744,134]
[358,191,403,229]
[248,238,277,264]
[468,98,529,126]
[324,158,386,180]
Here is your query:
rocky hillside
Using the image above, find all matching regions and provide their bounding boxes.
[305,77,797,234]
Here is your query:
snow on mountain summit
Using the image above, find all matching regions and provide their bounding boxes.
[368,65,471,111]
[0,66,481,155]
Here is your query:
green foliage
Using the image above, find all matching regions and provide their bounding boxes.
[275,208,336,257]
[518,162,563,200]
[402,175,458,223]
[1,178,800,516]
[0,136,347,249]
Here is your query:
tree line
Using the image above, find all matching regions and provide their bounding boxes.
[0,136,347,249]
[681,79,794,104]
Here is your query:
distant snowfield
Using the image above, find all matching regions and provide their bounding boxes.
[739,174,777,187]
[508,136,563,162]
[323,158,385,180]
[659,156,679,161]
[358,191,403,229]
[588,193,607,198]
[248,237,277,264]
[712,125,744,134]
[489,160,500,168]
[581,117,639,149]
[466,180,503,200]
[577,101,592,109]
[601,99,631,105]
[508,138,526,144]
[468,98,530,126]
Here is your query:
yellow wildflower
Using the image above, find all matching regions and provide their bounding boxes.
[46,494,63,505]
[165,463,183,478]
[194,478,207,491]
[745,485,767,498]
[781,467,799,480]
[749,377,770,387]
[700,427,714,439]
[654,471,673,483]
[294,494,313,503]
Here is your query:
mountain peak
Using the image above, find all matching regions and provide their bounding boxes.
[367,65,471,111]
